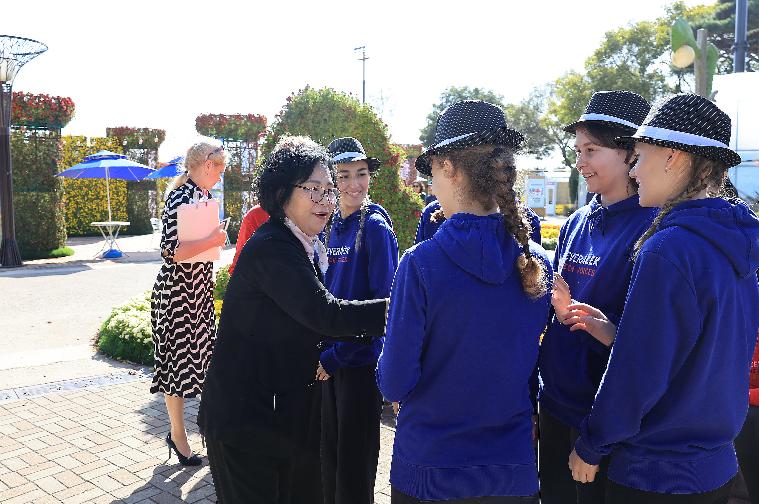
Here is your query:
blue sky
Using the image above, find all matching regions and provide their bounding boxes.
[3,0,704,162]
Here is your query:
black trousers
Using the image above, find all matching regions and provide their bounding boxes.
[736,405,759,504]
[538,407,609,504]
[321,364,383,504]
[391,487,539,503]
[605,477,734,504]
[207,388,322,504]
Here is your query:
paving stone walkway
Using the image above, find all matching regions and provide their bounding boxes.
[0,373,395,503]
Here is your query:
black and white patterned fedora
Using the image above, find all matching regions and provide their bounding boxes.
[327,137,381,172]
[415,100,524,176]
[564,90,651,135]
[616,93,741,167]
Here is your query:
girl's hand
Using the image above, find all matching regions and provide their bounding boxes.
[551,274,573,321]
[569,448,599,483]
[316,362,330,381]
[564,303,616,347]
[392,402,400,416]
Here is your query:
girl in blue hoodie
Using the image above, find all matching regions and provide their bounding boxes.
[318,137,399,504]
[566,94,759,503]
[538,90,655,504]
[378,100,553,503]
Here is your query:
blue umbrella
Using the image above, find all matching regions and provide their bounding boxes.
[145,156,185,179]
[57,150,154,222]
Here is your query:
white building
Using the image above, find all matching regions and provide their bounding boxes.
[713,73,759,202]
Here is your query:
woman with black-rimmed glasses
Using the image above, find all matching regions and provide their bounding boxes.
[198,135,388,504]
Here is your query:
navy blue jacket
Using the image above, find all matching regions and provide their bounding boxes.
[575,198,759,494]
[415,200,442,244]
[320,204,398,373]
[539,195,657,428]
[378,213,552,500]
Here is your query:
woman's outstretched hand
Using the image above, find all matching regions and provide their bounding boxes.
[316,362,330,381]
[564,303,616,347]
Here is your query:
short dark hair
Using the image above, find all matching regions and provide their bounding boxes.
[255,136,333,221]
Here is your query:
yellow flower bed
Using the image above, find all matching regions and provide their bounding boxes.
[541,224,560,240]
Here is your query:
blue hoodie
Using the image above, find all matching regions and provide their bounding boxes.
[415,201,542,245]
[320,203,398,373]
[378,213,553,500]
[539,194,657,428]
[574,198,759,494]
[415,200,442,244]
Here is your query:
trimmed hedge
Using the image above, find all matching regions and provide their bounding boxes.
[60,136,128,236]
[10,129,67,259]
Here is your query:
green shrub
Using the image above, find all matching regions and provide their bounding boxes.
[542,237,558,251]
[97,291,153,365]
[214,265,231,300]
[49,247,74,258]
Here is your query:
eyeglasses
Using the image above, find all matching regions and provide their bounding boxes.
[206,146,224,161]
[292,184,339,205]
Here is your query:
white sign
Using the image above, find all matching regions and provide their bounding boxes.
[527,178,546,208]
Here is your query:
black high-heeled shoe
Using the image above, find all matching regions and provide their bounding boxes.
[166,433,202,466]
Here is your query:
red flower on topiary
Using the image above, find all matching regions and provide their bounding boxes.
[196,113,268,142]
[11,92,76,129]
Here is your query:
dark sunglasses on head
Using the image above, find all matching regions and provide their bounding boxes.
[206,146,224,161]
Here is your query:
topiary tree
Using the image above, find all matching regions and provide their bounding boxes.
[262,87,423,252]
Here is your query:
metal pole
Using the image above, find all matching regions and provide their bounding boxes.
[106,168,112,223]
[695,29,709,97]
[355,46,368,104]
[0,82,21,267]
[734,0,749,72]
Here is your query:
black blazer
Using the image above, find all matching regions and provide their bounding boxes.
[198,219,387,455]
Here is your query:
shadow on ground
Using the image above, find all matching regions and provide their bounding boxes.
[111,463,216,503]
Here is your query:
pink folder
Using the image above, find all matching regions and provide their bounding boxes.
[177,200,221,263]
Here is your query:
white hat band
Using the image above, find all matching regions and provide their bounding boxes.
[333,151,365,161]
[579,113,639,129]
[433,132,476,149]
[634,125,729,149]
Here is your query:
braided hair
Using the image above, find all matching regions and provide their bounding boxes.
[633,152,728,259]
[324,195,372,253]
[442,145,548,299]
